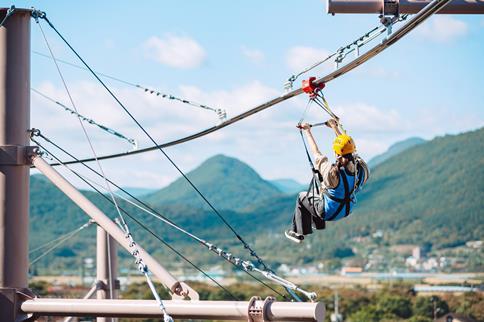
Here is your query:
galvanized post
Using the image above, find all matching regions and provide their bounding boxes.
[96,227,118,322]
[0,7,35,322]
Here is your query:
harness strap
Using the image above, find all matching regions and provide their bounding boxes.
[323,168,354,221]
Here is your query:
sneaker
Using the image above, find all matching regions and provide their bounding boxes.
[285,230,304,243]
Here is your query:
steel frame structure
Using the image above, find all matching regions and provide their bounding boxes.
[0,0,464,320]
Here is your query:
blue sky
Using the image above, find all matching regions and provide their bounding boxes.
[8,1,484,188]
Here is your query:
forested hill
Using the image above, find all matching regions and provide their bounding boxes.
[28,128,483,272]
[367,137,426,168]
[144,154,281,211]
[351,127,483,247]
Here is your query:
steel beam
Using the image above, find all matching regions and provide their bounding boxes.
[327,0,484,15]
[31,155,199,301]
[21,298,325,321]
[0,6,31,290]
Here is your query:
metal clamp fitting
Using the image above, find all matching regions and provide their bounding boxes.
[302,77,325,98]
[248,296,276,322]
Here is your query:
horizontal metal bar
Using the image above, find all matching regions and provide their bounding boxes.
[21,299,325,321]
[327,0,484,14]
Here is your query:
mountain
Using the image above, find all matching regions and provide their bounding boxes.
[269,179,306,194]
[144,154,282,211]
[28,128,484,272]
[236,128,484,262]
[368,137,426,168]
[351,129,483,248]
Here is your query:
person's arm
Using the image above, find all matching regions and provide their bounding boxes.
[299,122,339,188]
[299,123,322,157]
[325,118,342,136]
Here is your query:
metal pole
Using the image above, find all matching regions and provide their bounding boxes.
[327,0,484,15]
[0,7,34,322]
[31,155,199,301]
[21,298,326,321]
[96,227,118,322]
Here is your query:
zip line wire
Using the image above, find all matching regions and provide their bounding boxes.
[0,5,15,28]
[283,15,408,92]
[31,135,280,301]
[35,14,120,302]
[30,131,306,300]
[42,0,450,168]
[32,50,227,123]
[34,12,172,318]
[27,0,450,303]
[32,88,138,150]
[33,11,281,294]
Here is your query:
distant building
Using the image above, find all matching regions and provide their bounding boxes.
[413,285,479,294]
[466,240,483,249]
[436,313,477,322]
[341,266,363,275]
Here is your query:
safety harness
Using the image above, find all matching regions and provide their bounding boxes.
[297,77,362,221]
[323,163,363,221]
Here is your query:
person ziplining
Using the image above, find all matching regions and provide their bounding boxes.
[285,79,370,243]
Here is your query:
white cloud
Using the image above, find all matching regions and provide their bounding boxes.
[144,34,206,69]
[416,16,468,43]
[31,79,483,188]
[286,46,331,73]
[240,46,265,63]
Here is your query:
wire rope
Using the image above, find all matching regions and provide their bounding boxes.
[35,13,278,285]
[31,132,295,300]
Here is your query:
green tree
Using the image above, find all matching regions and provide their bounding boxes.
[407,316,433,322]
[377,295,412,319]
[413,296,449,319]
[348,305,382,322]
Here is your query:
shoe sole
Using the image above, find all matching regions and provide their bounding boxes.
[285,231,303,243]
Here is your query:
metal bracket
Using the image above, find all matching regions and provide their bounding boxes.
[0,145,38,166]
[0,287,36,322]
[302,77,325,98]
[95,279,121,292]
[248,296,276,322]
[382,0,399,16]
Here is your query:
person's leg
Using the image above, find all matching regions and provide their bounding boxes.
[292,192,315,235]
[307,195,326,230]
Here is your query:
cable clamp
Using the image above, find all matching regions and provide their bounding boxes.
[302,77,325,98]
[30,8,46,22]
[247,296,275,322]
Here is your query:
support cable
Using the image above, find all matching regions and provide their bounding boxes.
[32,50,227,123]
[30,132,307,301]
[0,5,15,28]
[32,140,242,301]
[32,88,138,151]
[29,220,94,267]
[33,13,173,319]
[284,14,408,91]
[41,0,446,167]
[34,13,278,288]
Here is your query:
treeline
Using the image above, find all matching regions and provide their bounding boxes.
[118,282,483,322]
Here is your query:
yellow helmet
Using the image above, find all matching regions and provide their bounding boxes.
[333,133,356,156]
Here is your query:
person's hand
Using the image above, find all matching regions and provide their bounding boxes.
[325,118,338,129]
[297,122,311,130]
